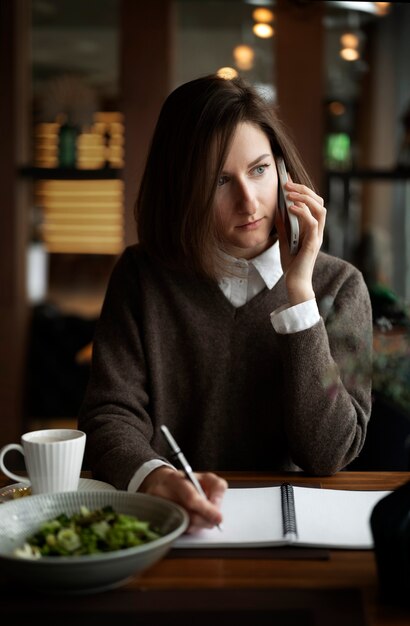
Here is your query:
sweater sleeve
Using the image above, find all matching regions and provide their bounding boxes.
[274,264,373,475]
[78,248,165,489]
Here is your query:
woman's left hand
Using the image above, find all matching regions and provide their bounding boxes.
[275,178,326,306]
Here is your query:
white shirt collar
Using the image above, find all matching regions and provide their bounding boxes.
[219,241,283,290]
[250,241,283,289]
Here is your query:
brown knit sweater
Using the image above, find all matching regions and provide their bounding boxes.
[78,244,373,489]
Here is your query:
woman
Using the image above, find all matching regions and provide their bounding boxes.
[79,75,372,532]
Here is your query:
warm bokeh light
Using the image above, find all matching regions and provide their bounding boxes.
[340,32,360,49]
[216,66,238,79]
[328,101,346,116]
[233,44,255,71]
[252,8,274,24]
[374,2,391,16]
[253,23,274,39]
[340,47,360,61]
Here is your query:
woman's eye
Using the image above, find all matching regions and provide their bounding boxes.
[253,163,269,176]
[218,175,229,187]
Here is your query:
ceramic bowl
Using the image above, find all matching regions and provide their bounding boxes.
[0,490,189,594]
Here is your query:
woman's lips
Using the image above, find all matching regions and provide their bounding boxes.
[236,218,263,231]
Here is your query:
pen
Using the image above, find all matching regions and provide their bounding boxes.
[160,425,222,531]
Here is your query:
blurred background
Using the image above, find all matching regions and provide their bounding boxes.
[1,0,409,468]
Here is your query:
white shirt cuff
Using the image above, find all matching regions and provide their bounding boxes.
[270,298,320,334]
[127,459,176,493]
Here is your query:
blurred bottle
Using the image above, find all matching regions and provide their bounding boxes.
[57,114,78,168]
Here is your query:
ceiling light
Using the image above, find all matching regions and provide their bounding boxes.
[216,67,238,80]
[340,32,360,49]
[340,47,360,61]
[253,23,274,39]
[233,45,255,71]
[252,8,274,23]
[328,101,346,116]
[374,2,391,16]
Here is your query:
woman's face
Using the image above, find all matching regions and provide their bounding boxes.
[213,122,278,260]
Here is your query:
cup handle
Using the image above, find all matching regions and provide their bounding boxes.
[0,443,30,484]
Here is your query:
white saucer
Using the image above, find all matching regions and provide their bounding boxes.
[0,478,116,503]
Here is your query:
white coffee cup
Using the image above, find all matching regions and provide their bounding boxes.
[0,429,86,494]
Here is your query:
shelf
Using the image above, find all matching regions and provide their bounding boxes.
[19,166,123,180]
[326,166,410,181]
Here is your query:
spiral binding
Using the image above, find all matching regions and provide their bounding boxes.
[281,483,298,538]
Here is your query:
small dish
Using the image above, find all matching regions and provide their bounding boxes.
[0,478,116,503]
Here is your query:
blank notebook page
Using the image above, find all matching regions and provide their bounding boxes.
[176,486,284,547]
[294,487,390,548]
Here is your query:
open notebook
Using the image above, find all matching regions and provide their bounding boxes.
[174,484,391,550]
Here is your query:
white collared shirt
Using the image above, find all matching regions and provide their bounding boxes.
[128,242,320,493]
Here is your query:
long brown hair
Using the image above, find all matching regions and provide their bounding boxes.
[136,74,313,281]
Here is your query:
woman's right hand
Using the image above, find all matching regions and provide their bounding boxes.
[275,178,326,306]
[139,466,227,533]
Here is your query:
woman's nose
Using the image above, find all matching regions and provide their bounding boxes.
[236,179,257,214]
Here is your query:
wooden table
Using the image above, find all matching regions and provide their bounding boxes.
[1,471,409,626]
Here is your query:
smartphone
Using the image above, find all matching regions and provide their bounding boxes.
[275,156,299,255]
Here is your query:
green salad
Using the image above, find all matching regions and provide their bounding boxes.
[14,505,161,559]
